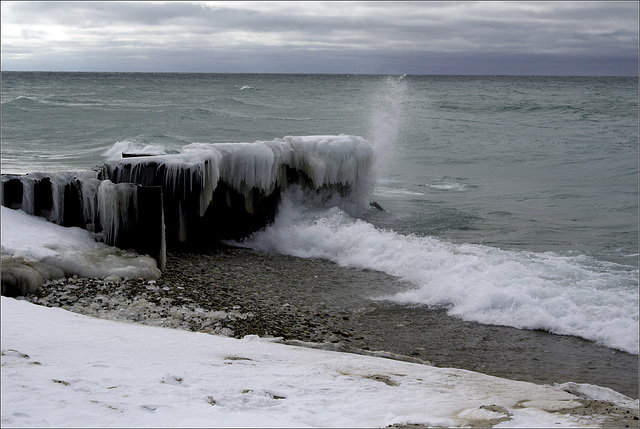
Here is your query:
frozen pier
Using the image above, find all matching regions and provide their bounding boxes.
[1,171,166,272]
[1,135,374,279]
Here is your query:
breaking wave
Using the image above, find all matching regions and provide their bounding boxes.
[236,188,639,355]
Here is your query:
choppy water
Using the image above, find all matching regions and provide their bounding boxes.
[1,72,638,357]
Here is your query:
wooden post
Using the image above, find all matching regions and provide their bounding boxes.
[136,186,166,271]
[1,177,23,209]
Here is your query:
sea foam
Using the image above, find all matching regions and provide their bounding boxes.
[238,188,640,355]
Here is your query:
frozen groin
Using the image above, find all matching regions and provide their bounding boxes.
[97,135,374,247]
[1,135,374,287]
[1,171,166,269]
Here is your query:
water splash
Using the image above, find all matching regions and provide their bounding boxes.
[238,187,639,355]
[367,75,408,178]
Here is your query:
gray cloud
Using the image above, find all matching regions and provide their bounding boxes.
[1,1,638,75]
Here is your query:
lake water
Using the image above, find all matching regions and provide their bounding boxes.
[2,72,638,394]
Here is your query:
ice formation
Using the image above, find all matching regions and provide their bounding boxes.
[2,135,373,248]
[99,135,375,244]
[103,135,373,201]
[1,206,161,296]
[1,171,102,229]
[97,180,139,246]
[0,171,153,248]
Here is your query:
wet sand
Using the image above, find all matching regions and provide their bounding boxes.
[26,246,638,400]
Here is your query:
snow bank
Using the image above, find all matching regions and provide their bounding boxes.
[1,206,160,295]
[3,296,637,428]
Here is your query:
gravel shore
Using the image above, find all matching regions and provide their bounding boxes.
[25,246,639,403]
[27,248,394,350]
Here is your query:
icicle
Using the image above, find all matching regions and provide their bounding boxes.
[199,155,221,216]
[266,140,294,187]
[244,188,254,214]
[176,200,187,242]
[97,180,138,247]
[212,142,277,198]
[20,176,35,216]
[80,177,101,233]
[104,150,221,218]
[47,172,71,225]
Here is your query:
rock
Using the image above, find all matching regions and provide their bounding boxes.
[370,201,385,211]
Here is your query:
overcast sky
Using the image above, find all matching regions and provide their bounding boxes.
[1,1,638,75]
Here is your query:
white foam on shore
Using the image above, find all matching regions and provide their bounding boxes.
[238,189,640,355]
[3,296,636,428]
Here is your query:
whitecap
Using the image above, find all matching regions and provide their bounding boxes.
[237,188,639,355]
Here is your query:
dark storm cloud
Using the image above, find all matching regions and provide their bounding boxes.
[1,1,638,75]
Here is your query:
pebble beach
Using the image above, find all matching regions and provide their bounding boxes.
[24,246,639,401]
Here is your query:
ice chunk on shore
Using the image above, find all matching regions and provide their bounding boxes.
[1,206,160,295]
[0,255,65,296]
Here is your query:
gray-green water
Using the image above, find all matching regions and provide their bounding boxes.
[2,72,638,359]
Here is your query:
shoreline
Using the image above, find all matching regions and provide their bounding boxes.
[24,246,639,399]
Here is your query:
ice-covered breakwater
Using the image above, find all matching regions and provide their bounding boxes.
[1,171,166,272]
[98,135,374,247]
[1,135,374,281]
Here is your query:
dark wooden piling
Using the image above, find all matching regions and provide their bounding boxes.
[33,177,53,220]
[1,173,167,274]
[63,179,85,228]
[136,186,166,270]
[1,177,24,209]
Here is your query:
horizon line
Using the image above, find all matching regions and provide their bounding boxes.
[2,70,638,78]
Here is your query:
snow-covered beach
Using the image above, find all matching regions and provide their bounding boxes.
[2,206,639,427]
[3,294,639,428]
